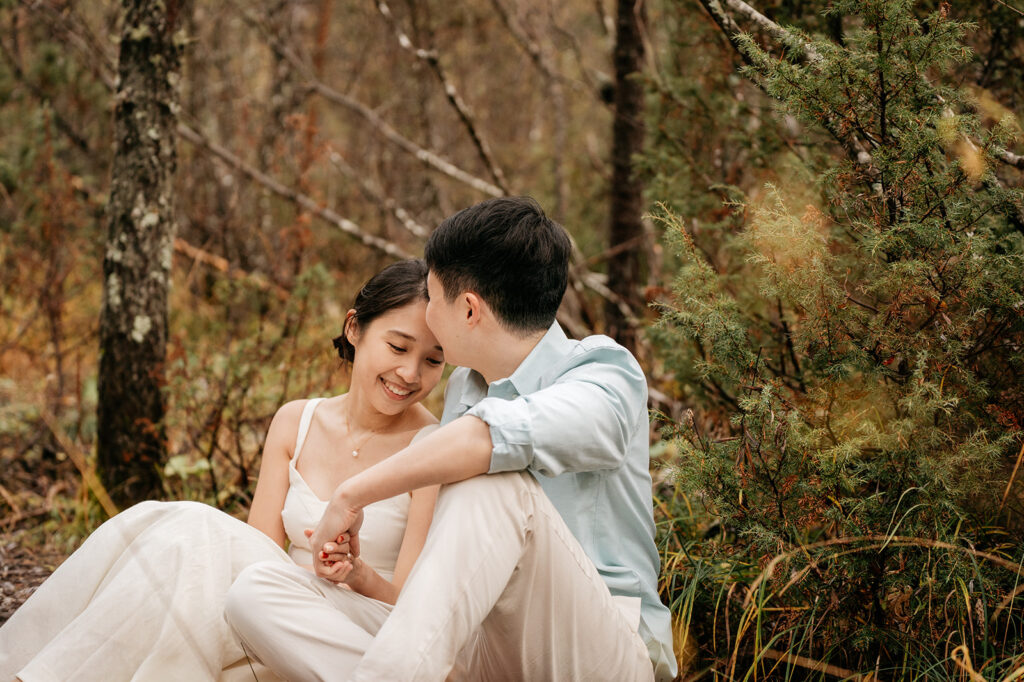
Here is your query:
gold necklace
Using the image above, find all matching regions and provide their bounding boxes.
[343,401,379,458]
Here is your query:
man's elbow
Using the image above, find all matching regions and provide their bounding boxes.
[449,415,494,478]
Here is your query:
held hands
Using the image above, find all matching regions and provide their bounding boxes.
[307,498,364,581]
[303,529,363,585]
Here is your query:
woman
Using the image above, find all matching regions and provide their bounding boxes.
[0,259,445,682]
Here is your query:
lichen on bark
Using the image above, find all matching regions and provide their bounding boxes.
[97,0,187,506]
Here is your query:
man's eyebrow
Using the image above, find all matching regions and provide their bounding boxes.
[387,330,443,352]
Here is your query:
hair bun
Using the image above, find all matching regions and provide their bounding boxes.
[331,334,347,359]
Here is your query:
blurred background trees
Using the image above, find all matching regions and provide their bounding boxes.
[1,0,1023,676]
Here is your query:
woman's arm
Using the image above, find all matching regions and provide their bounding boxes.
[246,400,306,549]
[325,484,439,605]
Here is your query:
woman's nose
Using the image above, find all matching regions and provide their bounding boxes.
[395,359,419,383]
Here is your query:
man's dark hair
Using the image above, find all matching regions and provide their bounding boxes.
[424,197,571,334]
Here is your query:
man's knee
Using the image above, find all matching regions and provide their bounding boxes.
[430,472,539,544]
[440,471,535,508]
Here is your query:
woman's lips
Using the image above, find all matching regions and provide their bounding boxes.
[381,378,415,400]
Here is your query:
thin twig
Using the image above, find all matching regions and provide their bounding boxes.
[993,0,1024,18]
[374,0,509,193]
[999,439,1024,513]
[38,408,119,518]
[173,238,290,299]
[326,148,430,239]
[759,648,866,681]
[233,1,504,198]
[177,122,413,260]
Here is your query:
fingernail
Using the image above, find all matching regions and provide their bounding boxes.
[321,551,328,559]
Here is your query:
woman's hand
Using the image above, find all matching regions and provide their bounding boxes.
[308,495,363,580]
[319,555,365,587]
[303,528,350,562]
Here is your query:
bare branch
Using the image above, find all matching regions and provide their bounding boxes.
[326,147,430,239]
[0,34,91,152]
[575,270,641,329]
[234,2,505,198]
[547,13,611,102]
[489,0,571,218]
[997,148,1024,170]
[307,79,504,197]
[719,0,821,63]
[375,0,510,194]
[993,0,1024,18]
[177,122,413,260]
[174,238,290,299]
[25,0,118,86]
[696,0,878,187]
[489,0,557,82]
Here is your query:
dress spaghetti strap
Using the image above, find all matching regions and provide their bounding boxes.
[293,398,325,465]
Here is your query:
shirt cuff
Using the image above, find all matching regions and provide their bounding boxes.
[465,397,534,473]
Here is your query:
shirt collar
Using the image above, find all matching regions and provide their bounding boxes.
[457,321,571,404]
[490,321,571,398]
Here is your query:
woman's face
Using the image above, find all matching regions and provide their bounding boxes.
[346,299,445,415]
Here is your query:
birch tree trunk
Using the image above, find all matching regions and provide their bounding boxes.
[605,0,646,353]
[97,0,186,506]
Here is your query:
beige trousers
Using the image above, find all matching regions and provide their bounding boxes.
[225,562,392,681]
[227,472,655,681]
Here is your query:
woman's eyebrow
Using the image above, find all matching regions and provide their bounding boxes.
[387,330,443,352]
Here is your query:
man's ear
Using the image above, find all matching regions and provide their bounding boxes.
[464,292,484,327]
[344,309,360,345]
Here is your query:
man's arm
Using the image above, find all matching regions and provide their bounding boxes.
[308,415,492,569]
[349,415,492,505]
[474,347,646,477]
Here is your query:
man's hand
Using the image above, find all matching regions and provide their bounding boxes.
[308,496,364,580]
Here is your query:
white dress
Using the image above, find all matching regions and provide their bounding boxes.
[0,398,414,682]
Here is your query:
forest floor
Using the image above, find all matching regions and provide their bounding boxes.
[0,536,59,625]
[0,448,76,626]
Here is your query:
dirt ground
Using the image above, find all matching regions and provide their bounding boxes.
[0,450,74,626]
[0,537,60,626]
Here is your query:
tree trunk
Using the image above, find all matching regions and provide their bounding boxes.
[605,0,646,353]
[97,0,186,507]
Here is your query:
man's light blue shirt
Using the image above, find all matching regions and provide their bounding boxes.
[440,322,676,679]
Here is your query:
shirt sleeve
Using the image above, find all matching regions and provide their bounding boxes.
[467,345,647,476]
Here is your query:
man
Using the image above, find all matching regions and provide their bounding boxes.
[229,197,676,680]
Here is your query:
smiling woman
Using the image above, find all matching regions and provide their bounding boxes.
[0,259,446,682]
[340,301,445,421]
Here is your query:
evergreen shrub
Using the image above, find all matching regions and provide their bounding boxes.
[651,1,1024,675]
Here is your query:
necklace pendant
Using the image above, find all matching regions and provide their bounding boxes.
[352,449,359,458]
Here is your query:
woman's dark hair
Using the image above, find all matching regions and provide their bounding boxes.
[332,259,429,363]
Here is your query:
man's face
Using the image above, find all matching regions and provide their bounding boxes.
[425,271,466,365]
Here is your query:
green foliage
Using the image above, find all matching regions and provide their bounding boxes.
[163,264,343,510]
[650,0,1024,675]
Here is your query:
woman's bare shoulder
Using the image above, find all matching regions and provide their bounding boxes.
[272,398,310,427]
[265,399,313,456]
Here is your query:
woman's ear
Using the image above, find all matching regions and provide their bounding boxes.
[344,309,360,345]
